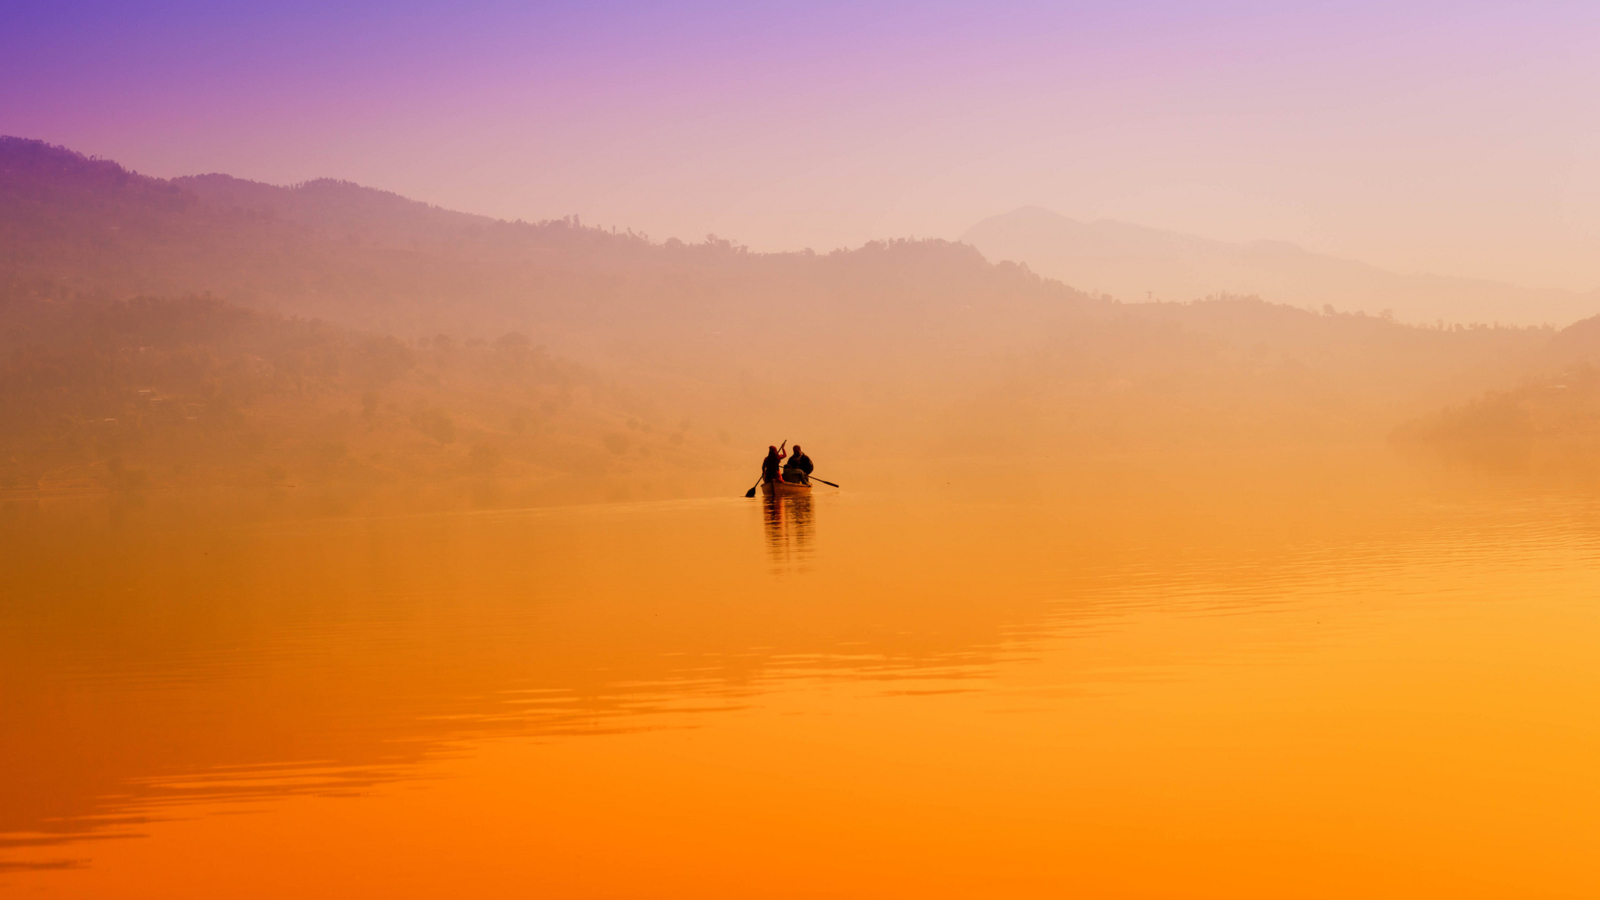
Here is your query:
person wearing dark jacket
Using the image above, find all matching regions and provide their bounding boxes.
[782,445,813,484]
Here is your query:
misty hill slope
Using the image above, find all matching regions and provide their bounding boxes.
[1398,309,1600,455]
[0,137,650,344]
[963,206,1599,327]
[1,136,1569,465]
[0,287,725,494]
[1,139,1116,363]
[173,173,490,248]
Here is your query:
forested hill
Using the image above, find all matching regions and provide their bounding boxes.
[1,137,1111,362]
[1,136,657,344]
[0,290,727,495]
[0,136,1576,481]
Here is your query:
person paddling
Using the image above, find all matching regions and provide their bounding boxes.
[760,443,787,485]
[783,444,814,485]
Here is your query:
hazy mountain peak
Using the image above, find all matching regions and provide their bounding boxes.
[962,206,1599,327]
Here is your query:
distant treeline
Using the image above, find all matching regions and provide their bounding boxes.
[1399,366,1600,442]
[0,284,714,492]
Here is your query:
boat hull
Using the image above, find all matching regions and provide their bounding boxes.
[760,479,812,497]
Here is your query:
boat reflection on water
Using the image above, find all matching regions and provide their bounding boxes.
[762,490,815,573]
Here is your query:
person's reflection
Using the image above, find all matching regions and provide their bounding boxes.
[762,493,815,571]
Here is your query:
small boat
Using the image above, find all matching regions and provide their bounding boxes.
[761,479,812,498]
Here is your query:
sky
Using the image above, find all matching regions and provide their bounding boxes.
[5,0,1600,290]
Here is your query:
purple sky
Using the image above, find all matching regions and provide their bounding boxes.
[5,1,1600,289]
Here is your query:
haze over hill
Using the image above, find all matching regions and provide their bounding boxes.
[7,136,1600,493]
[963,207,1600,328]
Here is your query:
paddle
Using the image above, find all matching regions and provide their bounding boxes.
[807,475,840,488]
[744,440,786,497]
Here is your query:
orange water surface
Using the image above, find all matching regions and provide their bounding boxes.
[3,451,1599,898]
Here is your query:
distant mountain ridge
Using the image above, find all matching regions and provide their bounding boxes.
[173,173,495,247]
[14,134,1600,470]
[962,206,1600,327]
[0,137,1100,359]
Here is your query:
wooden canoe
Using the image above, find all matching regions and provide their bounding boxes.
[761,479,812,497]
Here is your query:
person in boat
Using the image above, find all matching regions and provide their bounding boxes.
[782,445,813,485]
[760,445,787,484]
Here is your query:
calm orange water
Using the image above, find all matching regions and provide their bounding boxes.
[4,451,1600,898]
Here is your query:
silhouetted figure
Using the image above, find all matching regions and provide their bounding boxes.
[782,445,813,484]
[760,444,787,484]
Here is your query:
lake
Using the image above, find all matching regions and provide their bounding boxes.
[4,448,1600,898]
